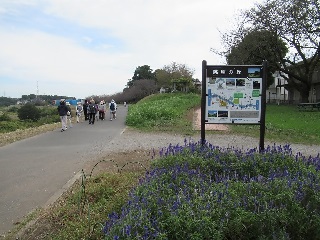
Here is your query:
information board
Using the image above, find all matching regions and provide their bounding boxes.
[205,65,263,124]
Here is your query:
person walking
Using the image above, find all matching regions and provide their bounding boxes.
[88,99,97,124]
[66,102,73,128]
[76,102,83,123]
[109,99,117,121]
[98,100,106,120]
[95,101,99,122]
[57,99,69,132]
[83,99,89,121]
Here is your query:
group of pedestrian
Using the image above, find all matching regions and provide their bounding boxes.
[57,98,118,131]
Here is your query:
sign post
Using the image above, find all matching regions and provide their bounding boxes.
[201,60,207,146]
[201,60,267,150]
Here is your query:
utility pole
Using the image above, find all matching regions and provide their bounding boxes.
[36,81,39,99]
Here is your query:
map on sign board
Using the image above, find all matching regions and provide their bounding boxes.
[205,65,263,124]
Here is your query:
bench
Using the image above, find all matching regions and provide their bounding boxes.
[297,102,320,111]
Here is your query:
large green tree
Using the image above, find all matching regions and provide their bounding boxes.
[127,65,155,87]
[219,0,319,102]
[226,30,288,87]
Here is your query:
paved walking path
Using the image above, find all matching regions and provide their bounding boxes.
[0,106,127,236]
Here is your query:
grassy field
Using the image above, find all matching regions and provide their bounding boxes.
[4,93,320,239]
[126,93,319,145]
[231,104,320,145]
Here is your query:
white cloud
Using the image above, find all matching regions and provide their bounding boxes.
[82,36,93,43]
[0,0,261,98]
[0,29,131,97]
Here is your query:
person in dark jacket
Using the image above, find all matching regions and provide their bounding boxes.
[83,99,89,120]
[57,99,69,132]
[88,99,97,124]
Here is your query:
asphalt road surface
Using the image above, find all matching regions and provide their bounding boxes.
[0,105,128,236]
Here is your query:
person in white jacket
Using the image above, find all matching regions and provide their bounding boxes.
[66,102,73,128]
[98,100,106,120]
[76,102,83,123]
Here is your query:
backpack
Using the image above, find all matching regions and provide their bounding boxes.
[89,104,96,113]
[110,102,115,111]
[77,105,83,112]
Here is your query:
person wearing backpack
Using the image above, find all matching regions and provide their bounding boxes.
[88,99,97,124]
[66,102,73,128]
[109,99,117,121]
[57,99,69,132]
[76,102,83,123]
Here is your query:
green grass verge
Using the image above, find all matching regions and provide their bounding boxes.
[230,104,320,145]
[48,172,144,239]
[126,93,200,135]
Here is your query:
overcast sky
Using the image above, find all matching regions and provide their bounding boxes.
[0,0,262,99]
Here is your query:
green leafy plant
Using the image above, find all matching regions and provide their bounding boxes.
[0,112,11,121]
[17,103,41,122]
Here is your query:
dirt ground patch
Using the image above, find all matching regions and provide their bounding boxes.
[83,149,154,176]
[193,108,229,131]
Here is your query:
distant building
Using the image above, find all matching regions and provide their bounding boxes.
[266,71,288,104]
[53,99,84,106]
[266,64,320,104]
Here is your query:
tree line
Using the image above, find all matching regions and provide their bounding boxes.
[0,60,199,106]
[89,62,201,105]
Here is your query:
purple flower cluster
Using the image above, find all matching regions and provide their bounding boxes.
[103,140,320,239]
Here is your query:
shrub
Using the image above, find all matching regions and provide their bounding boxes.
[17,103,41,122]
[7,106,19,113]
[0,113,11,121]
[0,121,24,133]
[39,107,57,118]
